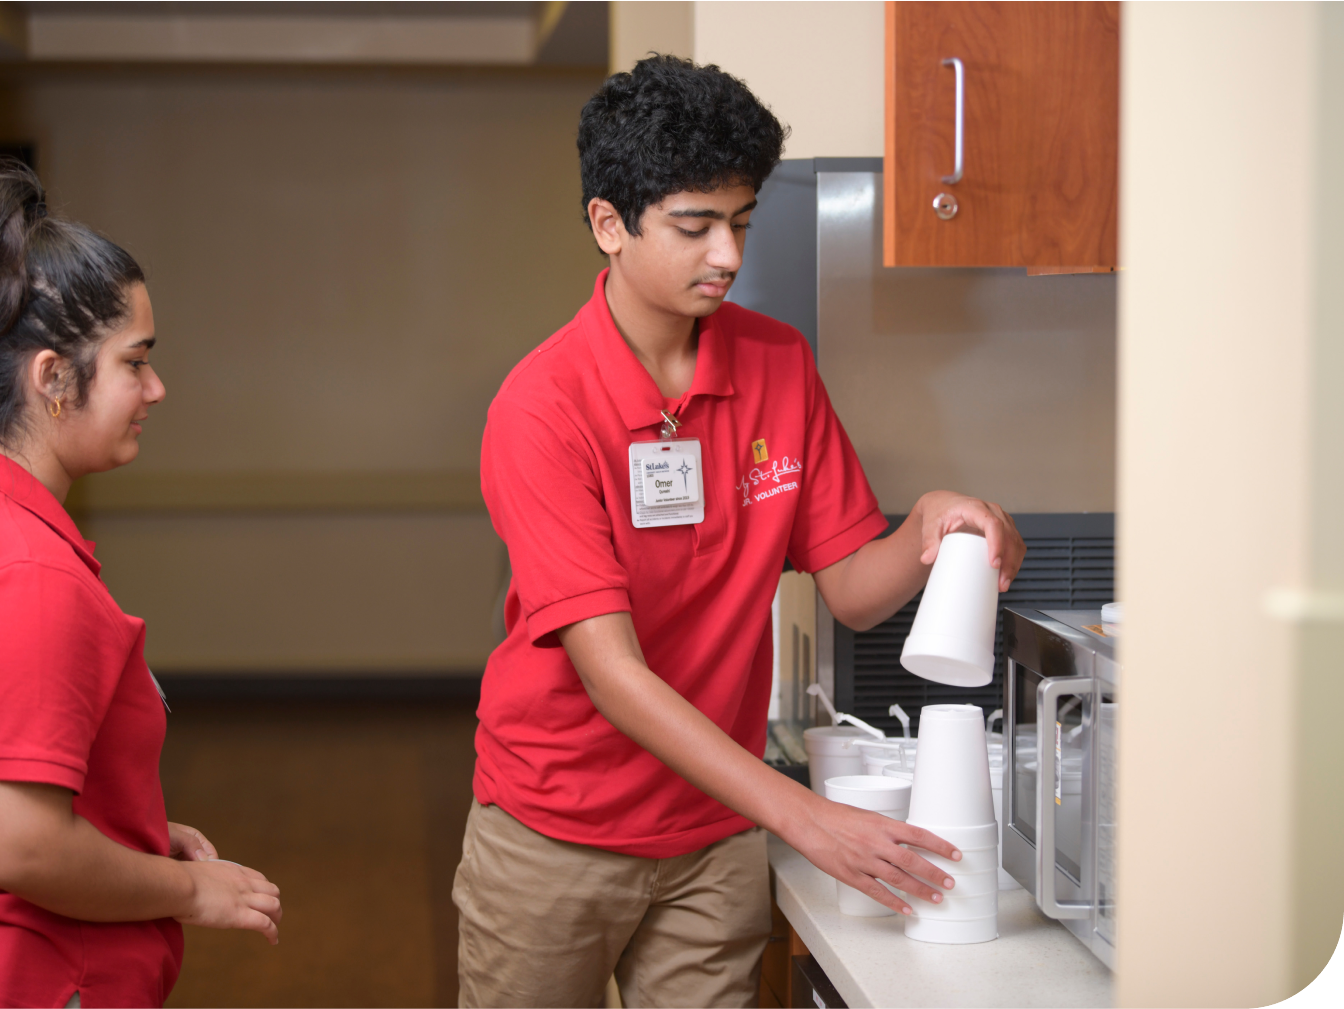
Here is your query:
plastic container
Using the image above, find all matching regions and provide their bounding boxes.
[900,533,1000,687]
[804,726,868,794]
[907,705,996,826]
[855,739,906,776]
[1101,601,1122,638]
[905,914,998,945]
[825,776,912,917]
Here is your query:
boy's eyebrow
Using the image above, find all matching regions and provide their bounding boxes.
[667,199,758,220]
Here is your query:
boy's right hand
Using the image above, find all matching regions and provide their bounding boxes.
[176,859,282,944]
[786,795,963,915]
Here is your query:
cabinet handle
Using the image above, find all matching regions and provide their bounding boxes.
[941,57,964,184]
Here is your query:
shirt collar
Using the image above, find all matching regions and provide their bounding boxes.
[583,269,736,433]
[0,456,101,576]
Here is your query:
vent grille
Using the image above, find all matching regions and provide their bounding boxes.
[836,515,1114,736]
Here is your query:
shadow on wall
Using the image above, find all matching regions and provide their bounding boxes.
[817,173,1117,513]
[0,63,607,673]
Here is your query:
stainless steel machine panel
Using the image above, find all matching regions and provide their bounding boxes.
[1003,608,1118,970]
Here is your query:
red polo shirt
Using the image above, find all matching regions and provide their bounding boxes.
[0,459,183,1008]
[475,271,887,858]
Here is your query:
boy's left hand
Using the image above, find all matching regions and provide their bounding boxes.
[916,490,1025,592]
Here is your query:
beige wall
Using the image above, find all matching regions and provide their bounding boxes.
[694,1,884,159]
[609,1,693,73]
[1117,3,1342,1003]
[611,1,885,160]
[0,65,606,672]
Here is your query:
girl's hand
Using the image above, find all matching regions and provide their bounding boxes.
[167,822,217,862]
[176,860,282,945]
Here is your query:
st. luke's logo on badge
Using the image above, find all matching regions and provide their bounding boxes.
[751,438,768,463]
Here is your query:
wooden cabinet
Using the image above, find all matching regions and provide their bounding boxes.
[883,2,1119,270]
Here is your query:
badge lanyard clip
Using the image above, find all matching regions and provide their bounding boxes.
[660,409,681,440]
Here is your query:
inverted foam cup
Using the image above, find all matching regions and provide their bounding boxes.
[907,705,996,826]
[900,533,999,687]
[908,847,998,876]
[904,821,998,849]
[825,776,912,917]
[910,891,998,920]
[804,726,869,794]
[905,914,998,945]
[936,870,998,897]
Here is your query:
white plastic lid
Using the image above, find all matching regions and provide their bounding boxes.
[803,725,871,756]
[1101,601,1123,625]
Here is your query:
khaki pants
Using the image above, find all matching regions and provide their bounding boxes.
[453,800,771,1009]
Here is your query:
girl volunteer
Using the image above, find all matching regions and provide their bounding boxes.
[0,162,280,1008]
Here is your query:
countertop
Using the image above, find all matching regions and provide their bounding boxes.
[768,835,1113,1008]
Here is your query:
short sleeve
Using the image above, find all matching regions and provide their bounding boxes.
[786,355,890,573]
[0,562,129,792]
[482,398,632,644]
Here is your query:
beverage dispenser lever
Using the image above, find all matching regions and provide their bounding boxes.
[1036,677,1095,921]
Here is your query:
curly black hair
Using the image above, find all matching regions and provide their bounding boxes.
[578,54,788,236]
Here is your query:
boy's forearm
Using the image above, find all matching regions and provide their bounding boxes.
[814,503,932,631]
[559,614,820,838]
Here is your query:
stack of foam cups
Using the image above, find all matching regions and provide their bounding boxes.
[823,776,913,917]
[903,704,999,943]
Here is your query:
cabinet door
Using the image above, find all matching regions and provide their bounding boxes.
[883,2,1119,268]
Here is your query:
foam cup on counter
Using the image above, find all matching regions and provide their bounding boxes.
[904,914,998,944]
[824,775,912,917]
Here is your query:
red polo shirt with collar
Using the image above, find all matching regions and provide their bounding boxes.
[475,270,887,858]
[0,458,183,1008]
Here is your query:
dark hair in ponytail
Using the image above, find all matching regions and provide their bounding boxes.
[0,159,144,446]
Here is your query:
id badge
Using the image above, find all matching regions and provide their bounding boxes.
[628,438,705,528]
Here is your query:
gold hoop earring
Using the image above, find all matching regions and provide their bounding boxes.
[48,399,61,418]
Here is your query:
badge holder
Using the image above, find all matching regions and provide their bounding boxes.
[628,410,704,529]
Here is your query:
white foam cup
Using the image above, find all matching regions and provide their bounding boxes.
[825,775,912,816]
[836,882,903,917]
[903,821,998,849]
[939,870,998,897]
[881,766,914,783]
[804,726,868,794]
[908,846,998,876]
[905,914,999,945]
[907,705,996,826]
[900,532,1000,687]
[825,775,912,916]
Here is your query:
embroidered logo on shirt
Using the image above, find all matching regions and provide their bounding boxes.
[737,456,803,507]
[751,438,769,463]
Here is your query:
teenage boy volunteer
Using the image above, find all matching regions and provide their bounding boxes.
[453,56,1025,1008]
